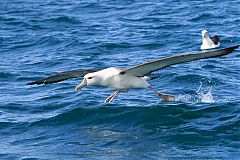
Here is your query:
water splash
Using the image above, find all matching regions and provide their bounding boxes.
[177,82,215,103]
[196,82,215,103]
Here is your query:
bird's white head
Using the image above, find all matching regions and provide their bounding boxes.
[75,72,99,91]
[202,30,209,38]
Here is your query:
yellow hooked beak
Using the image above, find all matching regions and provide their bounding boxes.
[75,78,87,91]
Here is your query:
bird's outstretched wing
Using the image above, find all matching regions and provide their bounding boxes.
[120,45,239,77]
[27,70,97,85]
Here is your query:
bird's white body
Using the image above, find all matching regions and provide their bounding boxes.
[75,67,174,102]
[201,30,220,50]
[78,67,149,90]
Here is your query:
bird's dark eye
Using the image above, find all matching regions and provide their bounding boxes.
[87,77,92,79]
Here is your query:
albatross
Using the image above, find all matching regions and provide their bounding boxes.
[201,30,220,50]
[28,45,239,103]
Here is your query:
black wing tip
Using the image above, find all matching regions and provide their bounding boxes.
[27,80,45,85]
[27,82,37,85]
[27,80,63,85]
[27,77,72,85]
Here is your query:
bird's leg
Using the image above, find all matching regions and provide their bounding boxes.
[104,90,120,103]
[147,86,176,101]
[104,89,129,103]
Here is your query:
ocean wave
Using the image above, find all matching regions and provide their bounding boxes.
[45,16,81,24]
[26,102,239,129]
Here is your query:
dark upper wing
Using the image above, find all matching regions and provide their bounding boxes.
[210,35,220,45]
[120,45,239,77]
[27,69,97,85]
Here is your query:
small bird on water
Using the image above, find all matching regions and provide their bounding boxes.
[28,45,239,103]
[201,30,220,50]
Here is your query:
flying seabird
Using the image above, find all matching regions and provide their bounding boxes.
[201,30,220,50]
[28,45,239,103]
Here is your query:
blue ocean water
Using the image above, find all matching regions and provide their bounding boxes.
[1,0,240,159]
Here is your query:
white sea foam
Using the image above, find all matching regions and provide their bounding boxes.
[196,82,215,103]
[177,82,216,103]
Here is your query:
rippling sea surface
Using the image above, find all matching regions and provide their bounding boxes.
[1,0,240,159]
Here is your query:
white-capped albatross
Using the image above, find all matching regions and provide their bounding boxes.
[201,30,220,50]
[28,45,239,103]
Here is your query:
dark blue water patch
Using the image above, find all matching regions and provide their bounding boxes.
[0,121,16,130]
[201,64,218,69]
[0,72,16,79]
[190,13,225,22]
[0,102,30,112]
[22,158,40,160]
[99,42,133,49]
[0,154,20,160]
[35,35,64,47]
